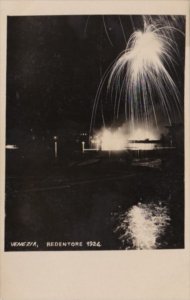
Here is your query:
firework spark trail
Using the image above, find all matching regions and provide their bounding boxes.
[83,15,114,46]
[114,202,171,249]
[118,16,127,44]
[143,16,185,64]
[90,19,184,136]
[90,62,114,135]
[143,15,185,35]
[108,24,183,127]
[84,16,90,36]
[90,55,124,136]
[102,16,113,47]
[130,16,136,31]
[90,16,184,140]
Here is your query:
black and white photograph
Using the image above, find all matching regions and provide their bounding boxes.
[5,14,186,251]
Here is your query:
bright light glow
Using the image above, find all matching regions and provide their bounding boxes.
[128,127,159,141]
[115,202,170,249]
[128,143,155,151]
[108,25,180,126]
[125,29,164,80]
[94,128,127,151]
[6,144,18,150]
[92,124,159,151]
[90,23,182,135]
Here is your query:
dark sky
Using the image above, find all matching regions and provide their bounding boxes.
[6,15,185,138]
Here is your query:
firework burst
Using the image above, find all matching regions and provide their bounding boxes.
[90,19,184,136]
[108,24,182,126]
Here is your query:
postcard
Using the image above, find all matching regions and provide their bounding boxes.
[0,1,190,299]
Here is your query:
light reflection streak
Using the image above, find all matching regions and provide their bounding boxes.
[114,202,171,249]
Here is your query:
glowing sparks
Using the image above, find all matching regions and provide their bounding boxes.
[108,25,181,125]
[114,202,171,249]
[117,28,164,81]
[90,21,183,136]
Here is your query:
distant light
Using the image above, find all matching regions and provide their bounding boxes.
[128,127,159,141]
[128,143,155,151]
[53,136,58,140]
[6,144,19,150]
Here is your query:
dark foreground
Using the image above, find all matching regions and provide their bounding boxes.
[5,150,184,251]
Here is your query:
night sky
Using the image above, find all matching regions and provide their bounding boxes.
[6,15,185,140]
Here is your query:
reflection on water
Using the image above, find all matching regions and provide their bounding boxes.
[114,202,171,249]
